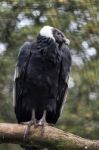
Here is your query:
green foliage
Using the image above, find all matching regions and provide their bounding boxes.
[0,0,98,149]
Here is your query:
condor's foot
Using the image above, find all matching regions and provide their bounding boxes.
[23,120,37,140]
[38,110,54,131]
[23,109,37,141]
[37,110,54,135]
[38,110,47,126]
[38,120,54,127]
[38,110,54,127]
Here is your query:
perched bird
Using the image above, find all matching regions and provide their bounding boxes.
[13,25,71,149]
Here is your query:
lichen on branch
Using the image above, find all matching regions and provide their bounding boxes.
[0,123,99,150]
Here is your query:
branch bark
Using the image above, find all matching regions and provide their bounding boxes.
[0,123,99,150]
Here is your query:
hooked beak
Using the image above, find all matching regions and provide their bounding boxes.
[65,38,70,45]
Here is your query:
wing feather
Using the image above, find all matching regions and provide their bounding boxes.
[13,41,32,108]
[54,44,72,123]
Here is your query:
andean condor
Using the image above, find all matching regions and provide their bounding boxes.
[13,25,71,148]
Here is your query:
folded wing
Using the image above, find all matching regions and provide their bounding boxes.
[53,44,72,123]
[13,41,33,122]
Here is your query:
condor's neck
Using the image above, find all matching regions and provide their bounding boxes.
[37,34,56,50]
[36,34,61,64]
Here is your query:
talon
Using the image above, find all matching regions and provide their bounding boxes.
[37,110,48,126]
[24,120,36,141]
[38,120,48,126]
[23,109,36,141]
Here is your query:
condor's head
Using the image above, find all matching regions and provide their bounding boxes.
[39,25,70,48]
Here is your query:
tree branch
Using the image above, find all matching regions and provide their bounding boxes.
[0,123,99,150]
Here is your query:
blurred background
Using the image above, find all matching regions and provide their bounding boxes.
[0,0,98,149]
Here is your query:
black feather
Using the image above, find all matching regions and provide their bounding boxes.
[14,29,71,149]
